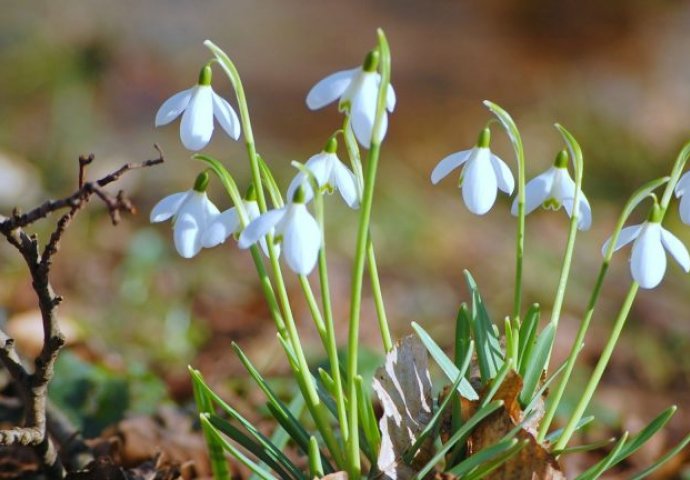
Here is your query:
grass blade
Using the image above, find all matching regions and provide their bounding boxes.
[575,432,629,480]
[518,323,555,407]
[517,303,540,374]
[464,271,503,383]
[630,432,690,480]
[412,322,478,400]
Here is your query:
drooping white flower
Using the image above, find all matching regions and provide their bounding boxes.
[431,128,514,215]
[674,170,690,224]
[511,150,592,230]
[201,198,277,257]
[306,50,396,147]
[238,188,321,275]
[155,65,240,151]
[287,138,360,209]
[602,212,690,289]
[150,173,220,259]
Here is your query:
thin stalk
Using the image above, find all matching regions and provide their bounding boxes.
[367,240,392,352]
[553,284,638,450]
[297,276,327,341]
[346,29,391,478]
[315,192,349,445]
[206,40,344,467]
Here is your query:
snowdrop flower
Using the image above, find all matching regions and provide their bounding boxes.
[306,50,396,147]
[287,138,360,209]
[155,65,240,151]
[150,172,220,259]
[602,205,690,289]
[238,187,321,275]
[431,128,514,215]
[201,188,276,257]
[511,150,592,230]
[674,170,690,224]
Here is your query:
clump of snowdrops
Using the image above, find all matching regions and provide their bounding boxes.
[150,29,690,479]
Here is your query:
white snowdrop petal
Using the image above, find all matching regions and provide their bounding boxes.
[602,224,643,256]
[173,213,202,259]
[351,74,380,146]
[575,195,593,230]
[631,225,666,289]
[150,191,190,222]
[515,169,553,216]
[201,208,240,248]
[462,151,497,215]
[306,68,357,110]
[489,153,515,195]
[180,86,214,151]
[287,172,308,203]
[660,227,690,272]
[430,150,472,184]
[386,84,396,112]
[674,171,690,197]
[679,194,690,225]
[283,205,321,275]
[332,161,360,208]
[155,88,193,127]
[305,152,333,186]
[238,208,285,249]
[212,92,241,140]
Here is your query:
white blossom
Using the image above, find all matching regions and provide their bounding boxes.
[238,194,321,275]
[150,188,220,259]
[306,52,396,147]
[287,150,359,209]
[674,170,690,224]
[155,66,240,151]
[431,129,514,215]
[602,221,690,289]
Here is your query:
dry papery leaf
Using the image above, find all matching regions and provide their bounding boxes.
[373,335,434,480]
[465,370,564,480]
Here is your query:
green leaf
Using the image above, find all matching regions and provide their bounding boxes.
[455,303,472,368]
[200,414,278,480]
[403,343,474,464]
[553,437,615,456]
[190,368,230,480]
[189,368,302,480]
[464,270,503,383]
[308,436,324,479]
[524,351,575,416]
[411,322,478,400]
[257,154,284,207]
[356,375,380,463]
[545,416,594,444]
[630,432,690,480]
[447,438,519,477]
[575,432,629,480]
[608,406,677,468]
[415,400,504,479]
[209,414,302,480]
[462,439,527,480]
[517,303,540,374]
[518,323,555,407]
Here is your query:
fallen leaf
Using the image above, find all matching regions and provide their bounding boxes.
[373,335,434,479]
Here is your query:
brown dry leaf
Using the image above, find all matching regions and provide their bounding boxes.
[467,370,564,480]
[372,335,434,480]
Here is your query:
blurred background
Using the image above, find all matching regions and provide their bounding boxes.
[1,1,690,477]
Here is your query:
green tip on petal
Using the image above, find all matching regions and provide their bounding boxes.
[648,202,663,223]
[324,136,338,154]
[554,149,569,169]
[292,185,307,204]
[477,128,491,148]
[245,183,257,201]
[193,171,210,192]
[363,49,380,73]
[198,65,213,86]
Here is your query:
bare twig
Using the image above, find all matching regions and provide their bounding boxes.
[0,148,164,477]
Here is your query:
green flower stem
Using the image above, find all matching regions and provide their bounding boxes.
[314,192,350,448]
[483,101,526,329]
[542,143,690,447]
[205,40,344,468]
[346,29,391,478]
[367,239,393,352]
[341,106,392,353]
[297,276,327,341]
[552,283,638,450]
[544,128,584,365]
